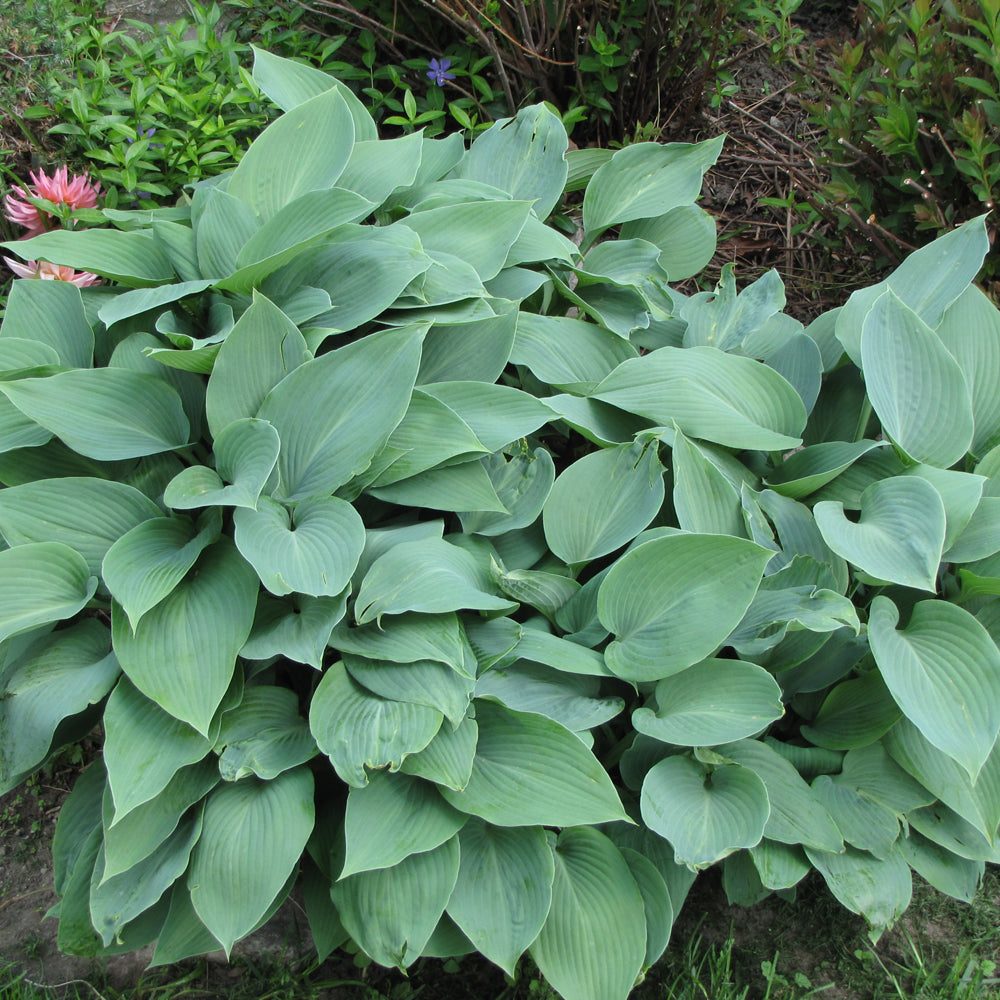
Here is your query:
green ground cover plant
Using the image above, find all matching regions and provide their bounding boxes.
[1,46,1000,1000]
[809,0,1000,279]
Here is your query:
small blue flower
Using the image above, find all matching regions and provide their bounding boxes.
[126,126,163,148]
[426,58,456,87]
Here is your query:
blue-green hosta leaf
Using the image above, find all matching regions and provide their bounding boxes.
[907,801,995,861]
[447,819,553,977]
[341,770,467,877]
[329,612,466,672]
[344,653,474,727]
[101,758,218,883]
[1,278,94,367]
[765,440,887,499]
[814,476,945,591]
[453,105,568,218]
[804,845,911,939]
[216,715,316,783]
[103,678,213,823]
[582,137,724,245]
[418,381,553,453]
[0,620,118,786]
[2,229,174,285]
[227,87,354,223]
[233,495,364,597]
[193,185,259,278]
[189,766,314,955]
[515,626,612,677]
[336,131,423,205]
[332,836,460,970]
[861,290,974,467]
[720,739,844,853]
[265,225,430,335]
[640,755,770,868]
[0,396,51,453]
[619,846,674,971]
[511,313,638,391]
[354,537,514,625]
[531,827,646,1000]
[882,717,1000,840]
[90,810,202,947]
[258,324,423,501]
[492,566,579,623]
[367,461,508,513]
[749,841,810,891]
[150,883,222,967]
[165,419,279,512]
[633,658,783,747]
[418,304,518,384]
[459,449,556,537]
[250,46,377,138]
[835,215,988,365]
[0,477,161,580]
[309,660,443,787]
[0,542,97,644]
[102,509,221,631]
[869,597,1000,780]
[800,670,901,751]
[936,285,1000,456]
[543,439,665,565]
[896,830,984,903]
[590,346,806,450]
[394,201,532,281]
[235,187,375,269]
[680,265,785,352]
[241,591,348,669]
[438,700,628,826]
[597,533,772,682]
[834,743,935,816]
[475,660,624,733]
[111,539,258,737]
[0,368,190,460]
[365,390,489,488]
[204,292,310,439]
[671,427,744,536]
[399,713,479,791]
[945,498,1000,562]
[810,775,900,860]
[621,205,717,281]
[96,281,216,330]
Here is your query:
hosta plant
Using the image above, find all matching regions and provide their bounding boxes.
[2,48,1000,1000]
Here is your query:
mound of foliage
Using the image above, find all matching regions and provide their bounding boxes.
[2,48,1000,1000]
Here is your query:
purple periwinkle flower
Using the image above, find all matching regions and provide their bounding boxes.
[127,126,163,148]
[426,58,456,87]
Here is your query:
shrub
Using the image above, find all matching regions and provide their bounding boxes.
[809,0,1000,279]
[2,48,1000,1000]
[292,0,761,143]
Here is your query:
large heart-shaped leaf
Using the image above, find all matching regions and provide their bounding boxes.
[341,770,467,877]
[543,439,665,565]
[111,539,258,736]
[814,476,946,591]
[189,767,314,954]
[598,533,772,681]
[438,700,628,827]
[861,290,974,468]
[869,597,1000,780]
[447,819,554,976]
[590,346,806,450]
[309,660,443,787]
[530,827,646,1000]
[0,542,97,644]
[0,369,190,460]
[640,755,770,867]
[633,658,783,746]
[233,495,365,597]
[258,325,423,501]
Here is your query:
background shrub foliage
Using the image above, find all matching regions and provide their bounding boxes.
[2,48,1000,1000]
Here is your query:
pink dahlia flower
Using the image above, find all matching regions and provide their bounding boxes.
[3,256,101,287]
[3,167,101,238]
